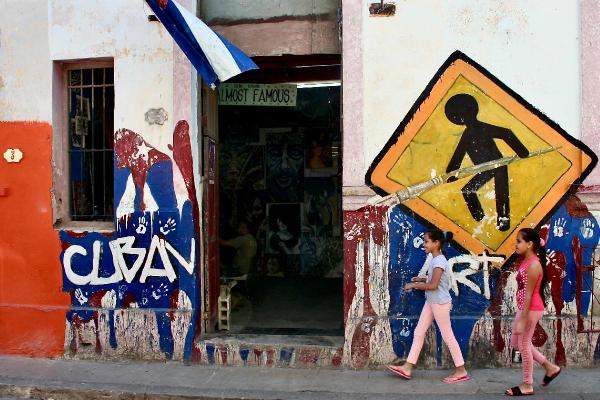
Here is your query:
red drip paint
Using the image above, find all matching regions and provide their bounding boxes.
[298,348,320,365]
[115,129,170,210]
[487,259,516,352]
[167,289,180,322]
[266,348,276,366]
[532,323,548,347]
[122,292,137,308]
[88,290,107,308]
[70,314,83,353]
[565,195,592,218]
[157,0,169,8]
[331,346,343,367]
[253,349,263,365]
[343,211,360,323]
[88,290,107,354]
[171,121,203,347]
[547,250,566,314]
[219,346,228,364]
[172,121,200,235]
[546,249,566,365]
[555,320,566,366]
[539,226,550,244]
[350,317,376,369]
[64,231,89,239]
[343,207,389,367]
[572,235,586,332]
[191,342,202,363]
[366,206,388,246]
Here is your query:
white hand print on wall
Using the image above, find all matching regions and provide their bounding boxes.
[553,218,567,238]
[136,216,148,234]
[160,218,177,235]
[581,218,595,239]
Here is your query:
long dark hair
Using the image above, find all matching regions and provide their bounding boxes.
[518,228,548,305]
[425,229,453,252]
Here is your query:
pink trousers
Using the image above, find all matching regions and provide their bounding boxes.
[511,310,546,384]
[407,302,464,367]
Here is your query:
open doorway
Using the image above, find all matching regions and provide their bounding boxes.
[215,55,343,336]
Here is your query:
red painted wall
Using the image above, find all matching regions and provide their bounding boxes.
[0,121,68,356]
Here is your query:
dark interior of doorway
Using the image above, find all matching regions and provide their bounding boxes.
[218,55,343,336]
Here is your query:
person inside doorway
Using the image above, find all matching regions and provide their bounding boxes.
[220,221,257,278]
[267,204,301,255]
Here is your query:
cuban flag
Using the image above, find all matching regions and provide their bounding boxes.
[145,0,258,88]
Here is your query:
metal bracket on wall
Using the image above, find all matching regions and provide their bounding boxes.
[369,1,396,17]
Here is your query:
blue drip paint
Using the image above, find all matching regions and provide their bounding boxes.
[546,204,599,315]
[240,347,250,365]
[108,310,117,349]
[280,348,294,366]
[206,343,216,364]
[157,313,174,359]
[146,161,178,209]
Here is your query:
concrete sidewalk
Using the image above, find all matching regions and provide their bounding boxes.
[0,356,598,400]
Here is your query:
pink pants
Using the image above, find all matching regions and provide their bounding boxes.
[407,302,464,367]
[511,310,546,385]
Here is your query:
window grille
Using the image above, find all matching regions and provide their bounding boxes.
[67,67,115,221]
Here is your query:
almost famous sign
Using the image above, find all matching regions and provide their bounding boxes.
[218,83,297,107]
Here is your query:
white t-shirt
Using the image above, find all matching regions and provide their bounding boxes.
[425,254,452,304]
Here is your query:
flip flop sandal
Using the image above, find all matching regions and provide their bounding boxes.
[386,365,412,380]
[505,386,534,396]
[541,367,561,387]
[443,374,471,384]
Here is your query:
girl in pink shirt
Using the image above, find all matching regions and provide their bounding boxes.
[505,228,561,396]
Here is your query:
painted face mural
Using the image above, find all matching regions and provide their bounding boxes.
[266,134,304,202]
[59,121,201,361]
[344,52,600,368]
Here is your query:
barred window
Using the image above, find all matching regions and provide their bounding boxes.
[67,67,114,221]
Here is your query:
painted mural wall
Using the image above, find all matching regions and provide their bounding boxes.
[51,0,200,361]
[342,1,600,368]
[0,0,199,359]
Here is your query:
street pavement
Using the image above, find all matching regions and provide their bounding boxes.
[0,355,598,399]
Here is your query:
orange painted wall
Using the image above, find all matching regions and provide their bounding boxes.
[0,121,68,356]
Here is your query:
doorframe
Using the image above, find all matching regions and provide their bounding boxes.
[200,55,342,334]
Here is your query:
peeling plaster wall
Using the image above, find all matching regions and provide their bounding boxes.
[0,0,53,122]
[49,0,176,154]
[0,0,198,359]
[341,1,600,369]
[361,1,580,181]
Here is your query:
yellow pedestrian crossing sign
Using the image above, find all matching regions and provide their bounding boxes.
[367,52,597,257]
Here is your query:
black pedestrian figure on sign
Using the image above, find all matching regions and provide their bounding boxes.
[445,94,529,231]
